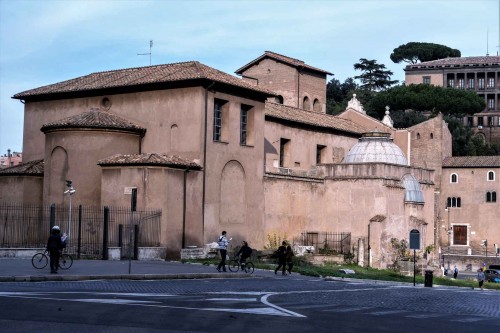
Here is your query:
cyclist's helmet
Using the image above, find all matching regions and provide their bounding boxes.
[52,226,60,231]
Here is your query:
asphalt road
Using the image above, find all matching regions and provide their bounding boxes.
[0,273,498,333]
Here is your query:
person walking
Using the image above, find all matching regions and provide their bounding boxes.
[285,245,294,275]
[46,226,62,274]
[274,241,287,275]
[453,265,459,279]
[477,268,486,290]
[216,231,229,272]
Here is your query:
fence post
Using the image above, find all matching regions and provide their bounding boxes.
[118,224,123,248]
[134,224,139,260]
[77,205,82,259]
[50,204,55,232]
[103,206,109,260]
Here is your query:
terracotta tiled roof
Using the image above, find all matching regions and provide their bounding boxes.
[265,102,367,135]
[14,61,275,100]
[442,156,500,168]
[235,51,332,75]
[405,56,500,70]
[98,153,202,170]
[0,159,44,176]
[41,109,146,136]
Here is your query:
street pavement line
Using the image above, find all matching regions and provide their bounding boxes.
[260,293,306,318]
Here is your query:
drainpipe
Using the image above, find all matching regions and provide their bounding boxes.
[182,169,189,249]
[202,81,216,240]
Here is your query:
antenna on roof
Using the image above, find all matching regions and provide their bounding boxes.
[137,40,153,65]
[486,29,489,56]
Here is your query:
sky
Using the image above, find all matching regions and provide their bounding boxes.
[0,0,499,155]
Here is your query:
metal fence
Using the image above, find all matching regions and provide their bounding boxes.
[301,231,351,254]
[0,202,162,258]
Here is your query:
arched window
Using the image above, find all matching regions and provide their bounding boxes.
[486,191,497,203]
[430,133,434,139]
[447,197,461,208]
[450,173,458,183]
[276,95,284,104]
[303,96,311,111]
[487,171,495,181]
[313,98,321,112]
[416,133,420,139]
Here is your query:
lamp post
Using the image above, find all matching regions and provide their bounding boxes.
[64,180,76,251]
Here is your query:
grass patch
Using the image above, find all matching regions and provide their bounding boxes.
[182,258,500,290]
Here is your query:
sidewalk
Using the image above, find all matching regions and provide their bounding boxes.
[0,259,250,282]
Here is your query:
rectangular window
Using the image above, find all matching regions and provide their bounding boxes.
[467,117,473,127]
[457,78,464,89]
[213,99,229,142]
[488,116,494,126]
[453,226,467,245]
[213,101,222,141]
[316,145,326,164]
[240,107,248,145]
[447,79,454,88]
[487,77,495,89]
[422,76,431,84]
[488,99,495,110]
[468,78,475,89]
[477,117,483,127]
[478,78,485,90]
[279,138,290,168]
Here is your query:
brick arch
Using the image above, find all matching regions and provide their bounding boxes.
[303,96,311,111]
[313,98,321,112]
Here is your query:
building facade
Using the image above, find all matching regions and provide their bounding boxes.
[405,56,500,145]
[2,52,488,269]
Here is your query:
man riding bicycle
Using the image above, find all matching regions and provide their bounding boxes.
[236,241,252,268]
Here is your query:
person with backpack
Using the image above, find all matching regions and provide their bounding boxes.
[236,241,252,269]
[274,241,287,275]
[285,245,294,274]
[46,226,63,274]
[216,231,230,272]
[453,265,459,279]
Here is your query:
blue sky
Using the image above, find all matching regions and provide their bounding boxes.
[1,0,499,155]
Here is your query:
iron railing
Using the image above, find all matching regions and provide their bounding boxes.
[0,202,161,258]
[301,231,351,254]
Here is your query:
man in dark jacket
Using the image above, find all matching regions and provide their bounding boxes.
[236,241,252,268]
[274,241,287,275]
[47,226,62,274]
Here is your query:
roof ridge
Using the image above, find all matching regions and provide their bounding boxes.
[264,51,305,64]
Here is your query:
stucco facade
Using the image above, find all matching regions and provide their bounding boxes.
[1,53,467,267]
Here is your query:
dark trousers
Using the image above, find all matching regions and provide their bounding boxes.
[453,272,458,279]
[49,250,60,272]
[275,258,286,274]
[217,249,227,271]
[287,261,294,273]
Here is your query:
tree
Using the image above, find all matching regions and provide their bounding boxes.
[353,58,398,92]
[366,84,485,119]
[326,76,358,115]
[444,116,500,156]
[390,42,461,64]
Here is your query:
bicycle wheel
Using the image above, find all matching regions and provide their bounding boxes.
[244,262,254,274]
[32,253,48,269]
[228,259,240,272]
[59,253,73,270]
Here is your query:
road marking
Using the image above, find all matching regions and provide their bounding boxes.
[322,307,374,313]
[261,293,306,318]
[451,317,487,323]
[368,310,408,316]
[405,313,443,319]
[206,298,258,302]
[73,298,160,304]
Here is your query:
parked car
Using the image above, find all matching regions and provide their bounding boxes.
[484,269,500,283]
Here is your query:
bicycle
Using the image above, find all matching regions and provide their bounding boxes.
[32,250,73,270]
[228,256,254,274]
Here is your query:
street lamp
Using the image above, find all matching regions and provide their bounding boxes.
[64,180,76,251]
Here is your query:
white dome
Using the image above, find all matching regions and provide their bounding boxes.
[344,131,408,165]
